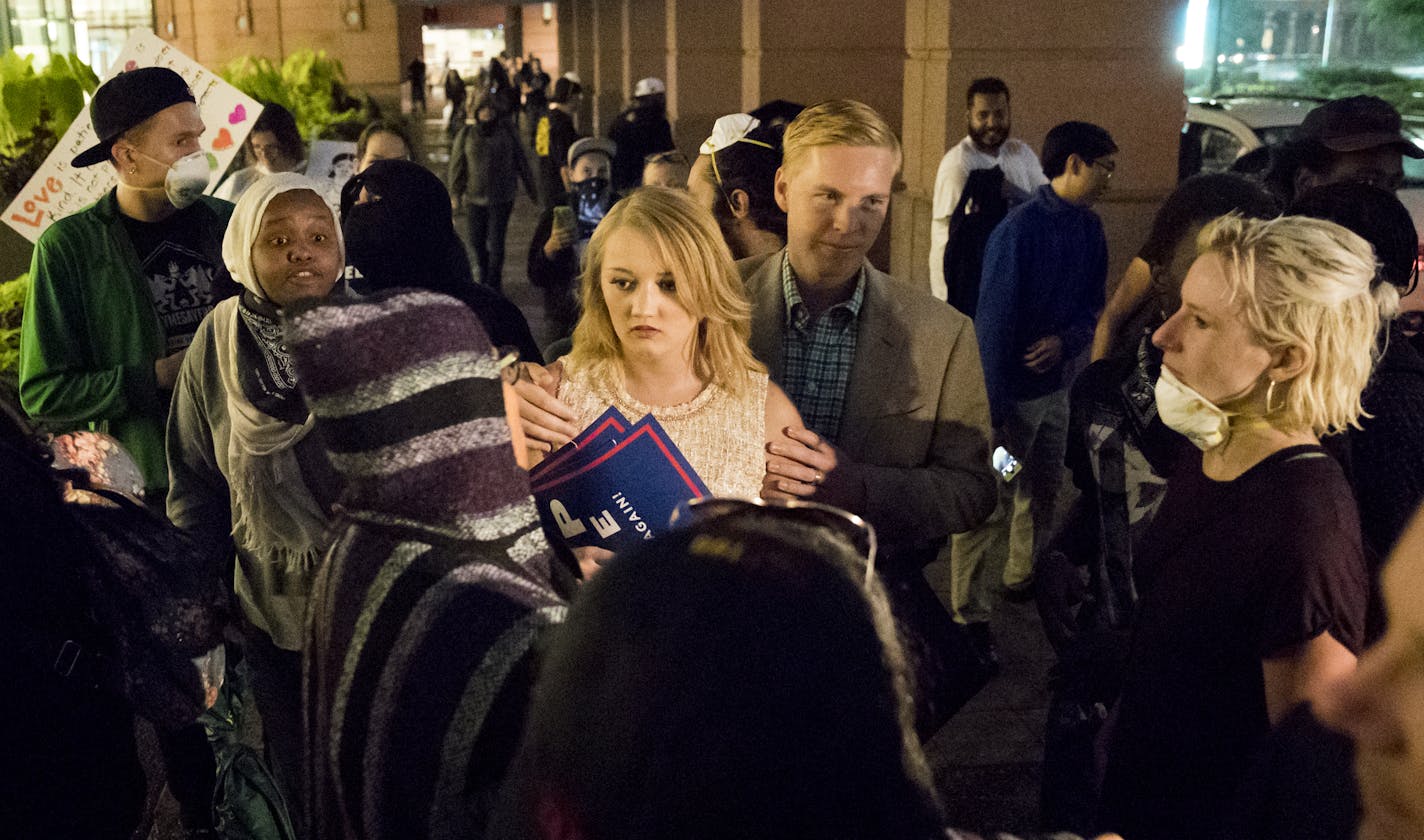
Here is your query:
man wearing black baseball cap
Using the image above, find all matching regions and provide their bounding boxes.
[1291,94,1424,196]
[19,66,236,498]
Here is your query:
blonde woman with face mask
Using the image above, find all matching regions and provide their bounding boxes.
[1095,214,1393,840]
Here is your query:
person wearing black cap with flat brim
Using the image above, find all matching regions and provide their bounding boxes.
[17,65,234,839]
[1267,94,1424,202]
[18,65,235,497]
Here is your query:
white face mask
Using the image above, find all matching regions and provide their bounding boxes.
[1154,365,1230,451]
[164,151,214,208]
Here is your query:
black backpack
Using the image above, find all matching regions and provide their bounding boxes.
[2,398,229,731]
[942,165,1010,318]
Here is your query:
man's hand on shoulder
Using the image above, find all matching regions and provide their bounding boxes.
[763,426,840,500]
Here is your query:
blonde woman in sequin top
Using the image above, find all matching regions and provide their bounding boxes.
[518,186,811,502]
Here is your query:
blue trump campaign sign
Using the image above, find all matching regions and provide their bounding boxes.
[530,407,709,553]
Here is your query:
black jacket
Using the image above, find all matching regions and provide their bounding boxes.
[607,103,674,191]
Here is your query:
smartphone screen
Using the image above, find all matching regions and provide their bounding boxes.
[992,446,1022,481]
[552,205,575,237]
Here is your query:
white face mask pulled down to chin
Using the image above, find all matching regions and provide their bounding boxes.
[1154,365,1242,451]
[130,149,215,209]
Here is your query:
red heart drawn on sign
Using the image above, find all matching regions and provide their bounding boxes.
[213,128,234,151]
[124,60,137,71]
[229,104,247,125]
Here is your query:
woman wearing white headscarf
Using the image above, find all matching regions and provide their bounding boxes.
[167,172,346,817]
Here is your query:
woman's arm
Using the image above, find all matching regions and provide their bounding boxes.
[764,382,803,449]
[762,382,837,499]
[1261,631,1357,725]
[1090,256,1153,362]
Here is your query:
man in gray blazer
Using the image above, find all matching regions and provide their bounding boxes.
[750,101,997,730]
[751,99,996,566]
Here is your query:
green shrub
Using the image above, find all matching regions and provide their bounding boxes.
[0,53,99,208]
[219,50,375,142]
[0,273,29,384]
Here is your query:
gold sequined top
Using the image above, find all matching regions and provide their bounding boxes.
[557,357,767,500]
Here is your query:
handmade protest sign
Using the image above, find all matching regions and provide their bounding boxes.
[307,140,359,200]
[4,31,262,243]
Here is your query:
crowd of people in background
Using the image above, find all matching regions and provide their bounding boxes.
[5,47,1424,840]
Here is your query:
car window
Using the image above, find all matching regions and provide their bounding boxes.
[1403,125,1424,188]
[1198,126,1245,174]
[1255,125,1297,148]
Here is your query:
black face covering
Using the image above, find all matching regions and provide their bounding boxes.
[339,203,392,295]
[339,159,472,298]
[571,176,613,240]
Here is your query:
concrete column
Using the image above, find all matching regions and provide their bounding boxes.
[666,0,745,157]
[1285,10,1299,56]
[557,0,577,79]
[626,0,669,100]
[756,0,906,129]
[900,0,953,289]
[753,0,905,271]
[505,4,523,58]
[592,0,625,135]
[572,0,596,135]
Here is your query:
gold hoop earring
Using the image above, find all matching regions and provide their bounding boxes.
[1265,379,1283,414]
[128,166,138,175]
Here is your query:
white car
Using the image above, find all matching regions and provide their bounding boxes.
[1182,96,1424,317]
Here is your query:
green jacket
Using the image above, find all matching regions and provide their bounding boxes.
[18,189,233,492]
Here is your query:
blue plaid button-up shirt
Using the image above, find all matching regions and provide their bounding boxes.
[780,254,865,443]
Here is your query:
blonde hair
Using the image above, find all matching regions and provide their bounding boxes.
[780,99,903,178]
[569,186,765,395]
[1200,214,1394,435]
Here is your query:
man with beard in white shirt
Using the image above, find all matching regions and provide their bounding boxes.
[928,77,1046,305]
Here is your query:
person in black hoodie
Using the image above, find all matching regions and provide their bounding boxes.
[522,56,550,145]
[484,57,521,119]
[340,159,543,363]
[450,95,537,290]
[608,77,675,193]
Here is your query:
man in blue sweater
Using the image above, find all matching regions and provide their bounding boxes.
[949,121,1116,658]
